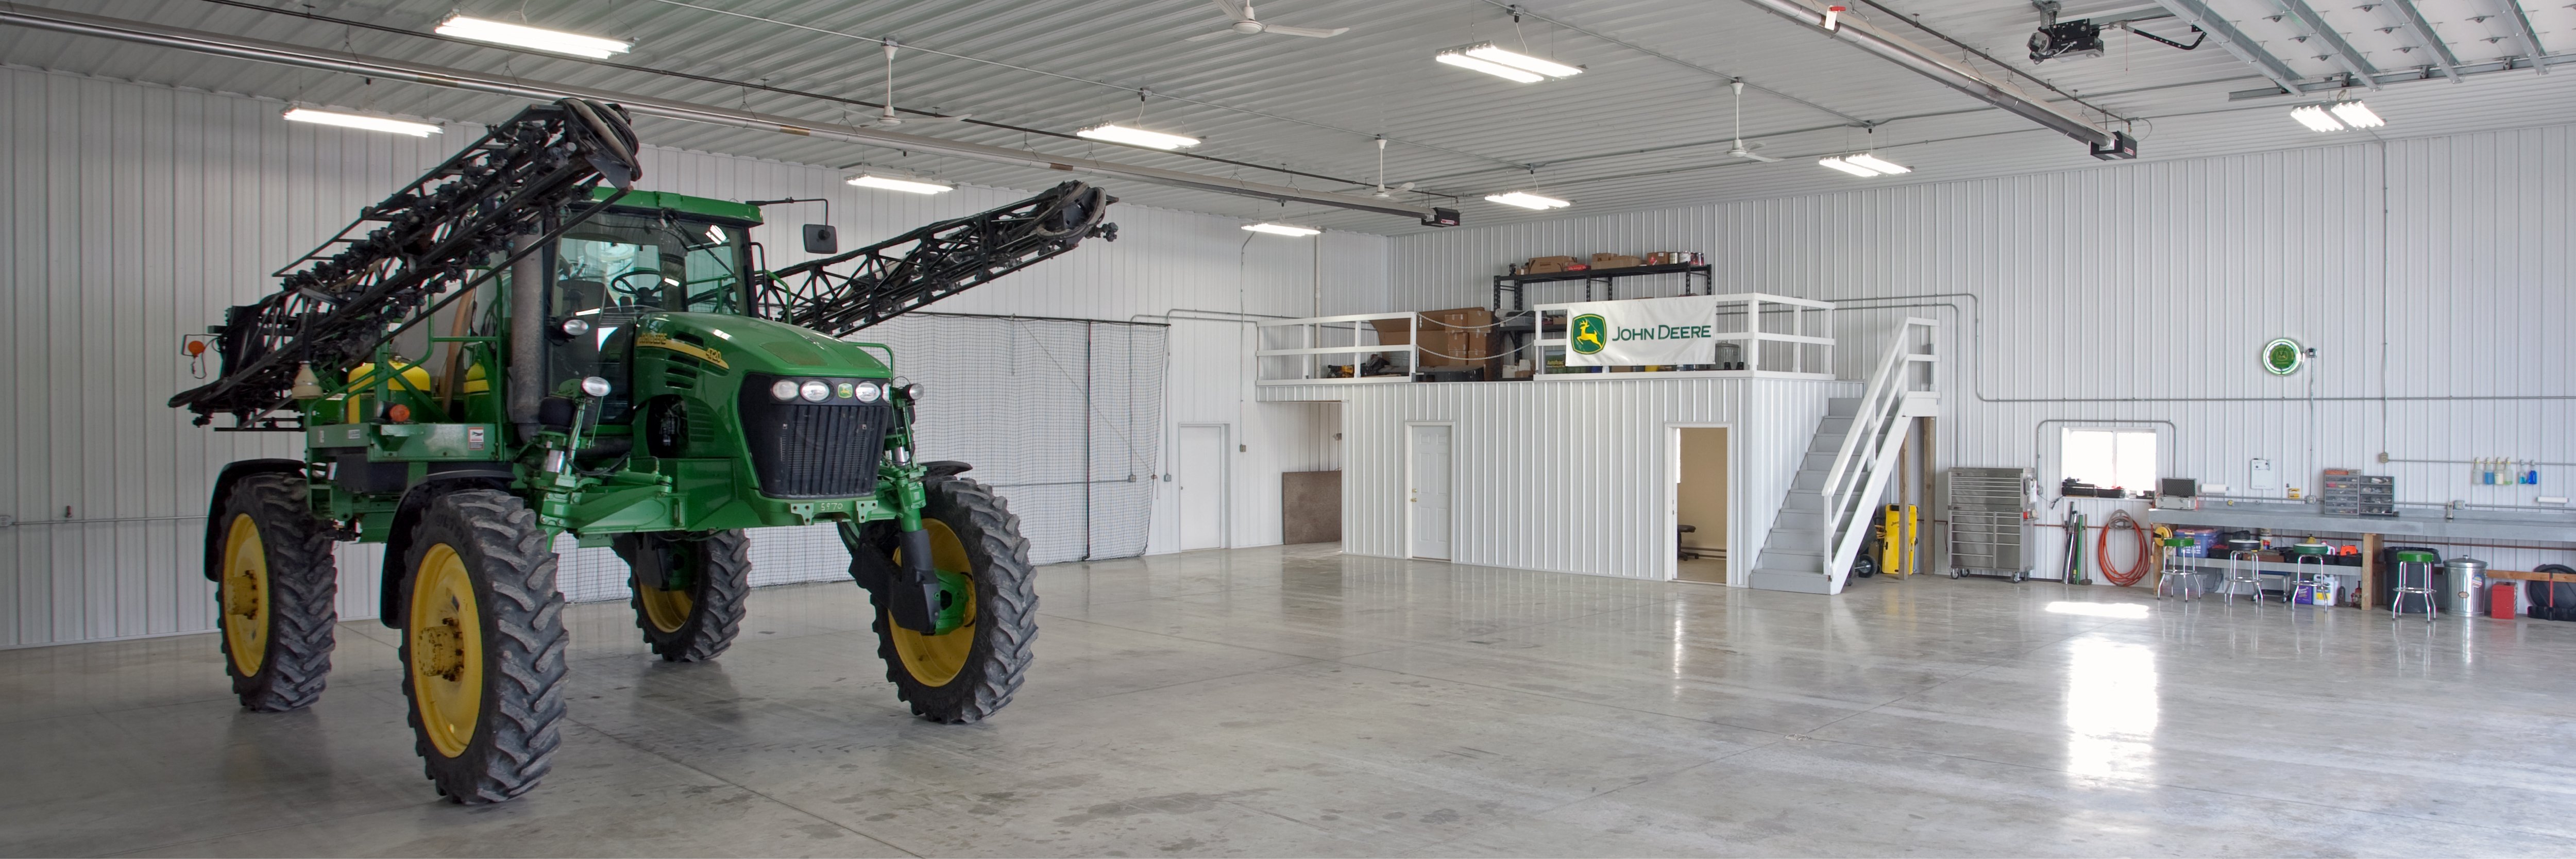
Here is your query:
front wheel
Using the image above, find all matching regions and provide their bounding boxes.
[398,490,570,804]
[615,530,751,662]
[854,477,1037,723]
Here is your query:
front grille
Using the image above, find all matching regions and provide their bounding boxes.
[738,375,893,499]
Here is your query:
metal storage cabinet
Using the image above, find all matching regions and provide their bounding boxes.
[1947,467,2036,581]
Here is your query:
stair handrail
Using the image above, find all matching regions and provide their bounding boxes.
[1817,318,1938,578]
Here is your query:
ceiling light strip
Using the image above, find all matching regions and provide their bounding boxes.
[434,14,631,58]
[0,6,1453,225]
[281,107,441,136]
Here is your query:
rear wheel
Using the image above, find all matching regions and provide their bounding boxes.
[858,477,1037,723]
[207,472,338,712]
[615,530,751,662]
[398,490,569,804]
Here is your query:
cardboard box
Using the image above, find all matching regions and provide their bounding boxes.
[1396,306,1499,378]
[1590,254,1643,270]
[1523,255,1576,274]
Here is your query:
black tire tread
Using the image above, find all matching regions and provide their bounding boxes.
[615,529,752,662]
[397,490,570,804]
[212,472,338,712]
[863,476,1037,723]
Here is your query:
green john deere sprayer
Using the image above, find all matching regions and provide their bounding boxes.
[170,99,1116,803]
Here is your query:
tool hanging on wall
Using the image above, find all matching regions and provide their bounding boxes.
[2062,510,2090,584]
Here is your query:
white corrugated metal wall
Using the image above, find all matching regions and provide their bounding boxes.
[0,66,1375,647]
[1266,377,1854,582]
[1380,124,2576,582]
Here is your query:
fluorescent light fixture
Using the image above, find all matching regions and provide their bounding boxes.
[1461,44,1582,78]
[2328,100,2384,129]
[280,108,442,137]
[848,174,954,194]
[436,15,632,58]
[1434,52,1545,83]
[2289,104,2344,132]
[1243,223,1321,237]
[1483,191,1570,210]
[2044,601,2151,619]
[1076,124,1200,150]
[1818,157,1881,177]
[1843,154,1910,175]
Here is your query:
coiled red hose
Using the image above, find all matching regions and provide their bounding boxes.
[2097,509,2151,587]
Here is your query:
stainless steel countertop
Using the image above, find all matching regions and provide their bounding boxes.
[2148,500,2576,543]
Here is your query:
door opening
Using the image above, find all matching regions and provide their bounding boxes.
[1673,426,1730,584]
[1178,424,1228,551]
[1407,424,1453,561]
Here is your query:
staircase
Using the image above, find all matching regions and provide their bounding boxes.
[1749,318,1939,595]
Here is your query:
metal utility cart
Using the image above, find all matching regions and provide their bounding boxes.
[1947,466,2036,581]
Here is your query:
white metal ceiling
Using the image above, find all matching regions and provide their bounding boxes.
[3,0,2573,234]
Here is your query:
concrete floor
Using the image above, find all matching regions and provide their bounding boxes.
[7,544,2576,857]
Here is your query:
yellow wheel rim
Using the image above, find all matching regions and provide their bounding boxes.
[638,578,693,634]
[636,542,694,633]
[888,519,977,688]
[219,514,270,676]
[408,544,484,759]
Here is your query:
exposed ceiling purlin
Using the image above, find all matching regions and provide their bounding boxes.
[2275,0,2381,89]
[2227,49,2574,97]
[2150,0,2301,95]
[1469,0,1874,126]
[198,0,1453,201]
[2383,0,2464,83]
[2498,0,2549,75]
[0,6,1451,224]
[644,0,1541,171]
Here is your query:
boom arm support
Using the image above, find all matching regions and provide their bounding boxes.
[757,181,1117,336]
[170,98,643,426]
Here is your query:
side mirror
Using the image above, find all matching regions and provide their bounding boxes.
[801,224,839,255]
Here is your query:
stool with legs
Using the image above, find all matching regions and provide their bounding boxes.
[2391,550,2439,621]
[2156,538,2201,601]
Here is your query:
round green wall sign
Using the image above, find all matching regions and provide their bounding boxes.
[2262,337,2304,375]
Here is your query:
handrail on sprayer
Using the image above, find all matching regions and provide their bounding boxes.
[1818,318,1939,579]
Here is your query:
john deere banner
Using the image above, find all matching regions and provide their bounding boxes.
[1562,295,1721,365]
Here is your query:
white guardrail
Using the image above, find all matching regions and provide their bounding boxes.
[1256,294,1840,384]
[1533,293,1834,380]
[1255,312,1422,385]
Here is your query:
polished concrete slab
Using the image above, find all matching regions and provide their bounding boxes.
[6,544,2574,857]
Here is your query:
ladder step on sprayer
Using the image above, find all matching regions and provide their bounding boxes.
[176,98,1117,803]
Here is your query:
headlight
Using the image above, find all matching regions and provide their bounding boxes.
[901,382,924,400]
[800,380,831,402]
[769,379,800,401]
[559,317,591,338]
[580,376,612,397]
[853,380,881,402]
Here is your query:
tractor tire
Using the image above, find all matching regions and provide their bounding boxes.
[614,530,751,662]
[396,490,570,804]
[207,471,338,712]
[860,476,1037,723]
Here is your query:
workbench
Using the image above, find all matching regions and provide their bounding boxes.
[2147,501,2576,609]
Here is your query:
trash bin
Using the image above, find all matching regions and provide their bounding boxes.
[2443,557,2488,616]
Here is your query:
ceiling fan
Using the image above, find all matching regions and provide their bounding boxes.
[1726,81,1781,163]
[860,38,970,128]
[1185,1,1350,41]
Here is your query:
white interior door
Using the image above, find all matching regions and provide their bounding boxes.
[1178,425,1226,550]
[1408,424,1452,560]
